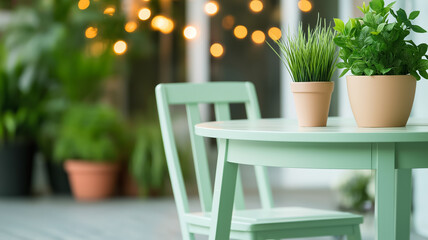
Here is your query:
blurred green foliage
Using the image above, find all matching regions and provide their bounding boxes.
[1,0,185,196]
[0,0,126,145]
[129,122,167,196]
[54,104,128,162]
[337,171,374,212]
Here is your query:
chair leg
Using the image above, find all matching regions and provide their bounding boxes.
[346,225,362,240]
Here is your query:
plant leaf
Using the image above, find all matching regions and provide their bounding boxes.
[380,67,392,74]
[419,70,428,79]
[334,18,345,33]
[411,25,427,33]
[369,0,384,12]
[397,9,408,22]
[364,68,375,76]
[419,44,428,56]
[409,11,420,20]
[377,23,386,32]
[336,62,347,68]
[339,69,350,78]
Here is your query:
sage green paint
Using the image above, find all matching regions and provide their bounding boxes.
[156,82,362,240]
[196,118,428,240]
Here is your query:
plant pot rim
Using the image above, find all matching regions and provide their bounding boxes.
[290,81,334,93]
[65,160,119,173]
[290,81,334,84]
[347,75,416,79]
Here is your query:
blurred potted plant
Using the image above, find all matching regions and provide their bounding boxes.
[336,171,375,213]
[268,19,337,127]
[127,122,168,196]
[0,65,40,196]
[0,5,60,195]
[12,0,123,194]
[54,104,127,201]
[334,0,428,127]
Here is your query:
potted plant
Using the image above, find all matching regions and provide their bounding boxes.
[268,19,337,127]
[0,68,40,196]
[0,21,50,195]
[127,122,168,197]
[54,104,127,201]
[333,0,428,127]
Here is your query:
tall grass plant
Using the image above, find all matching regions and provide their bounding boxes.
[268,19,338,82]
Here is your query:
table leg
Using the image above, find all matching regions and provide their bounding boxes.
[209,139,238,240]
[374,143,396,240]
[395,169,412,240]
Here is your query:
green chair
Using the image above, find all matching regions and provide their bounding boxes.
[156,82,363,240]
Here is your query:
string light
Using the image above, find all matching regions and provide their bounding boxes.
[114,40,127,55]
[78,0,90,10]
[85,27,98,39]
[151,15,174,34]
[251,30,265,44]
[298,0,312,12]
[104,7,115,16]
[183,26,198,40]
[222,15,235,30]
[125,21,138,33]
[268,27,282,40]
[204,1,219,16]
[233,25,248,39]
[138,8,151,21]
[249,0,263,13]
[210,43,224,58]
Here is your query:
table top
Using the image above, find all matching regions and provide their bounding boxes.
[195,118,428,143]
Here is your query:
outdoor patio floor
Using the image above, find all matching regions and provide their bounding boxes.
[0,189,426,240]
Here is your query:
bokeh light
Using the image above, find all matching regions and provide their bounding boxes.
[183,26,197,40]
[210,43,224,58]
[85,27,98,39]
[151,16,174,34]
[204,1,219,16]
[222,15,235,30]
[113,40,127,55]
[138,8,151,21]
[233,25,248,39]
[298,0,312,12]
[125,22,138,33]
[268,27,282,40]
[104,7,115,16]
[251,30,265,44]
[78,0,90,10]
[249,0,263,13]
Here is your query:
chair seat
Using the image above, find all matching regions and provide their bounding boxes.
[185,207,363,232]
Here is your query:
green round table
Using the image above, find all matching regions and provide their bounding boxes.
[196,118,428,240]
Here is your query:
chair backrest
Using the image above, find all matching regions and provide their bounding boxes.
[156,82,274,223]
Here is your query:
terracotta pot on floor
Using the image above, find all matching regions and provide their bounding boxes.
[65,160,119,201]
[291,81,334,127]
[347,75,416,128]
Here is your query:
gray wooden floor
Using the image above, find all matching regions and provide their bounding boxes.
[0,189,426,240]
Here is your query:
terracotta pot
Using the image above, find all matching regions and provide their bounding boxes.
[291,82,334,127]
[347,75,416,128]
[65,160,119,201]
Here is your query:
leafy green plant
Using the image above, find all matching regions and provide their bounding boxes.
[54,104,127,162]
[129,122,167,196]
[267,18,338,82]
[333,0,428,79]
[336,171,374,213]
[0,43,45,143]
